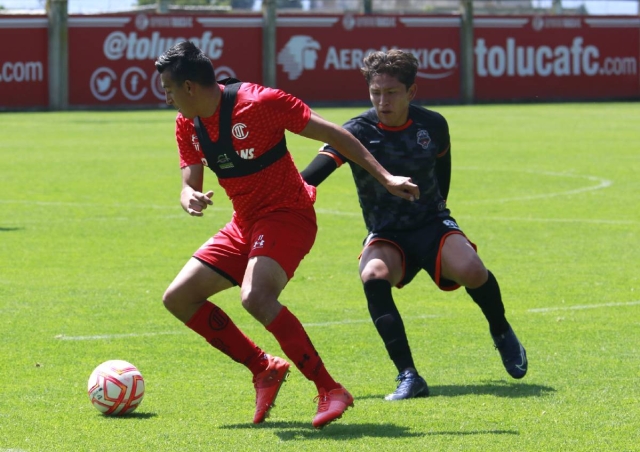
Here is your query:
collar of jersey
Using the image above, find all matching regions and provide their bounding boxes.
[377,118,413,132]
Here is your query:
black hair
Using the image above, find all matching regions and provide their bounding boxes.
[155,41,216,86]
[361,49,418,89]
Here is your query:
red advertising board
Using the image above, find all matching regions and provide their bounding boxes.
[1,13,638,109]
[67,13,263,106]
[473,16,640,101]
[274,14,461,103]
[0,16,48,109]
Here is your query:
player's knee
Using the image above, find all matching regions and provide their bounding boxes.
[360,269,390,283]
[462,261,488,289]
[241,288,268,314]
[162,286,182,314]
[241,289,281,325]
[360,261,393,283]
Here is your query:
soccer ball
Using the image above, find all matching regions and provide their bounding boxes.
[87,360,145,415]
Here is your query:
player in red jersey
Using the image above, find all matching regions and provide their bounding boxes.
[155,41,419,429]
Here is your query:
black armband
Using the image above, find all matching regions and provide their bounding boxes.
[300,154,338,187]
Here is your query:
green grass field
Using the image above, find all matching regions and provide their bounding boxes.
[1,102,639,451]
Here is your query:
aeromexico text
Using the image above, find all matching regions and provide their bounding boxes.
[103,31,624,79]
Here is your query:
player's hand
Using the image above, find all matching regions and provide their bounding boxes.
[385,176,420,202]
[186,190,214,216]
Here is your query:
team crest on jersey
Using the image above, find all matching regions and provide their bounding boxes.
[232,123,249,140]
[417,129,431,149]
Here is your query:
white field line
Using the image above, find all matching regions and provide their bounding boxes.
[528,300,640,313]
[455,215,636,225]
[0,168,614,210]
[305,314,439,327]
[456,168,612,204]
[55,331,185,341]
[56,300,640,341]
[1,201,634,226]
[54,315,438,341]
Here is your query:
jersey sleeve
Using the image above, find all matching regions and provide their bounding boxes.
[433,113,451,199]
[175,114,203,168]
[318,118,362,167]
[434,113,451,157]
[258,86,311,134]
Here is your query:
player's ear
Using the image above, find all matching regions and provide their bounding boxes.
[408,83,417,101]
[184,79,194,95]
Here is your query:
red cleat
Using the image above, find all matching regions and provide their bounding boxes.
[252,355,290,424]
[312,385,354,429]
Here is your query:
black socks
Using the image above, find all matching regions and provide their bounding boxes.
[364,279,415,373]
[465,270,510,336]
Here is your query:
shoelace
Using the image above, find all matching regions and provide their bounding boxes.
[314,393,330,412]
[396,373,415,391]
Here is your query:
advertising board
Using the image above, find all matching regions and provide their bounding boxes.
[0,16,48,109]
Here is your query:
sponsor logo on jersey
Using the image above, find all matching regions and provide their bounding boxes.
[191,134,201,151]
[417,129,431,149]
[443,219,460,230]
[239,148,255,159]
[253,234,265,249]
[217,154,234,169]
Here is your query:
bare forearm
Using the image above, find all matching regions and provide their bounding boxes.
[180,164,212,216]
[300,113,390,184]
[328,128,390,184]
[298,112,419,202]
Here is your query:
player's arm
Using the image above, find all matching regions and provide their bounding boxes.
[180,164,213,217]
[435,145,451,200]
[298,111,419,201]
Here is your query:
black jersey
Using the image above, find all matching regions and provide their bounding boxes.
[322,105,451,232]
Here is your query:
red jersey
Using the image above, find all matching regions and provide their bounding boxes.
[175,82,316,226]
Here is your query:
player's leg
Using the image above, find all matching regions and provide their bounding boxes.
[163,227,280,420]
[164,256,271,375]
[244,208,353,428]
[360,239,429,400]
[440,232,527,378]
[236,255,291,424]
[163,256,235,323]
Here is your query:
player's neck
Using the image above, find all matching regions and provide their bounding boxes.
[198,84,222,118]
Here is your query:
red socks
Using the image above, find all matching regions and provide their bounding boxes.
[186,302,340,391]
[266,306,339,392]
[185,301,268,376]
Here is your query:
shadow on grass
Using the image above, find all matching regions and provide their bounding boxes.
[221,421,424,440]
[0,227,22,232]
[100,412,158,420]
[221,421,519,441]
[433,380,555,398]
[359,380,555,400]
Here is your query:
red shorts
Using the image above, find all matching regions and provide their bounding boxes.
[193,207,317,285]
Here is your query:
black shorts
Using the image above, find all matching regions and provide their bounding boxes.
[362,215,476,291]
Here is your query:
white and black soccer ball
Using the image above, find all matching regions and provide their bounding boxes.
[87,360,145,416]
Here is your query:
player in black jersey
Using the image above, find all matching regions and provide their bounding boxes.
[301,50,527,400]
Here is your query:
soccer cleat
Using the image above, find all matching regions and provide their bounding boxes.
[312,385,354,429]
[252,355,291,424]
[492,326,528,379]
[385,368,430,401]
